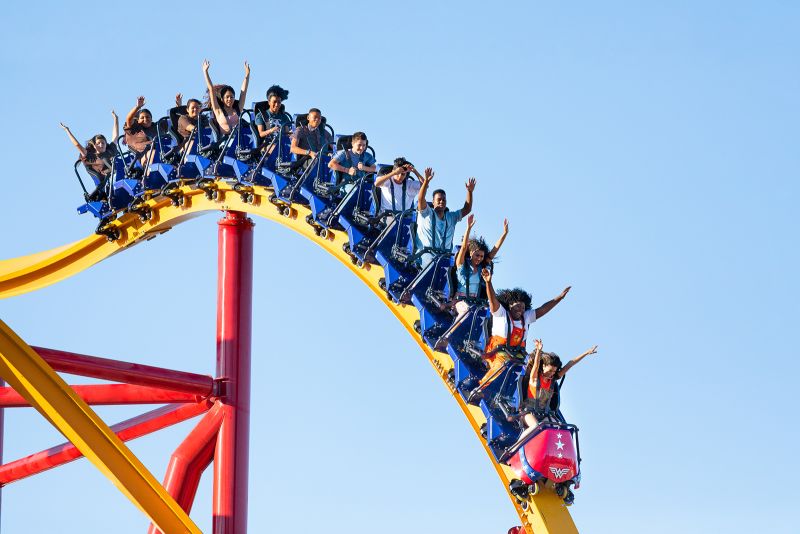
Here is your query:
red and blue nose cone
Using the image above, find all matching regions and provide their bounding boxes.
[506,428,579,484]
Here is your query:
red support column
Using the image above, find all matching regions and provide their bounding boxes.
[212,212,254,534]
[0,379,4,525]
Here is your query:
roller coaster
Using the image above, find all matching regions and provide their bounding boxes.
[0,91,583,533]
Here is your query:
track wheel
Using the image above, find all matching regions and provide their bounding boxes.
[528,481,540,497]
[211,189,219,200]
[555,484,568,499]
[319,228,328,239]
[103,228,120,242]
[356,259,364,268]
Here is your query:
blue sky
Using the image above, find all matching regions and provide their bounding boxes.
[0,1,798,533]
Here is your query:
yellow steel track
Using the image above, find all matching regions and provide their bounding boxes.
[0,182,578,534]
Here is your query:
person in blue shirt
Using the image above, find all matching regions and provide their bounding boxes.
[328,132,377,191]
[254,84,291,148]
[414,168,476,267]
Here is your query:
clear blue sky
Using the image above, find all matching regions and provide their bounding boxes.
[1,1,798,533]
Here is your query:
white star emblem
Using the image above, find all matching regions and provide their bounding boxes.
[557,433,563,439]
[558,453,563,458]
[555,440,565,450]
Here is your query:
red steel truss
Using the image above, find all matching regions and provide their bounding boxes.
[0,211,255,533]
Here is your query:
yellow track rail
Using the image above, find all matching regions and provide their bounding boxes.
[0,182,578,534]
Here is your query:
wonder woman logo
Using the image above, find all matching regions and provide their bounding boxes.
[549,467,570,479]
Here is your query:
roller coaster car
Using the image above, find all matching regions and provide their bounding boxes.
[338,172,388,265]
[505,423,581,506]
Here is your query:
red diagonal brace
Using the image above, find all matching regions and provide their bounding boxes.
[0,401,211,485]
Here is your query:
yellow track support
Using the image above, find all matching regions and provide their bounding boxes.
[0,183,577,533]
[0,319,201,534]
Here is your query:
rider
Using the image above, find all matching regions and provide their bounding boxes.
[432,216,508,351]
[467,269,570,403]
[177,98,202,154]
[201,59,250,135]
[452,215,508,317]
[60,110,119,200]
[255,84,292,144]
[517,339,598,441]
[123,96,157,171]
[373,157,422,214]
[328,132,377,189]
[290,107,333,172]
[415,170,476,267]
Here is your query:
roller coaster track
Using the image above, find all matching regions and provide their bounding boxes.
[0,181,578,533]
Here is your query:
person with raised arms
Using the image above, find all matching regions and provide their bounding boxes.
[60,110,119,200]
[201,59,250,135]
[467,268,570,403]
[414,170,476,267]
[452,215,508,317]
[516,339,599,441]
[123,96,157,170]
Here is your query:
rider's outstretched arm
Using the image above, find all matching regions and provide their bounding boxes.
[111,110,119,141]
[557,345,598,379]
[417,167,434,212]
[487,218,508,262]
[238,61,250,113]
[60,123,87,158]
[125,96,145,129]
[534,286,571,319]
[461,177,476,217]
[202,60,222,118]
[455,215,475,268]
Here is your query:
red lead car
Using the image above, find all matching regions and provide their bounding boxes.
[504,422,581,506]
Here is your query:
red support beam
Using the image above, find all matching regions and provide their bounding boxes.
[148,401,225,534]
[0,401,211,485]
[0,384,203,407]
[213,212,254,534]
[0,379,4,522]
[31,346,214,396]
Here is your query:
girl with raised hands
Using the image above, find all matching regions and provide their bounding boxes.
[517,340,599,441]
[452,215,509,317]
[433,216,508,351]
[60,110,119,199]
[202,59,250,135]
